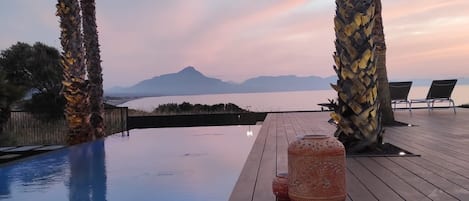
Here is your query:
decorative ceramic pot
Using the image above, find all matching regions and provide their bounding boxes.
[272,172,290,201]
[288,135,346,201]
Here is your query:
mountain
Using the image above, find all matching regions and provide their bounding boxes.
[241,75,336,92]
[108,66,238,96]
[106,66,337,96]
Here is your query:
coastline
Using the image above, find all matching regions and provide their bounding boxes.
[104,96,142,106]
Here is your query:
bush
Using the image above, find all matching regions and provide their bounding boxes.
[150,102,248,115]
[24,92,65,120]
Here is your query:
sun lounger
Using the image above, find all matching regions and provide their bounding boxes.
[389,81,412,112]
[410,79,457,113]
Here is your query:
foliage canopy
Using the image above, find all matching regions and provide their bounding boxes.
[0,42,64,122]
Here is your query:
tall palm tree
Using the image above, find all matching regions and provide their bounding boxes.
[331,0,383,153]
[80,0,105,138]
[56,0,92,144]
[373,0,394,124]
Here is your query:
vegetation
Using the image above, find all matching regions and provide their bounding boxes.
[56,0,106,144]
[128,102,248,116]
[0,42,63,94]
[1,108,127,146]
[57,0,93,144]
[81,0,105,138]
[0,71,28,134]
[24,92,66,120]
[0,42,64,133]
[373,0,394,124]
[331,0,383,153]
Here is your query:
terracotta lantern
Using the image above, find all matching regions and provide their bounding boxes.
[288,135,346,201]
[272,172,290,201]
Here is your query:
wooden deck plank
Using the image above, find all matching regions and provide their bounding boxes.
[404,157,469,189]
[4,145,43,152]
[34,145,66,151]
[0,147,16,152]
[385,129,469,176]
[345,195,352,201]
[283,116,296,142]
[229,116,273,201]
[252,115,277,201]
[372,157,457,201]
[276,114,289,175]
[347,158,404,201]
[0,154,22,160]
[389,157,469,200]
[346,168,377,201]
[230,109,469,201]
[355,157,431,201]
[387,126,469,161]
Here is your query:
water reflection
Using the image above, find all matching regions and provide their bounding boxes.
[0,126,258,200]
[0,163,13,199]
[0,148,68,199]
[246,125,253,137]
[68,139,107,201]
[0,139,107,201]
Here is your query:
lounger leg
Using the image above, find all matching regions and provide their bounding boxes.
[450,99,456,114]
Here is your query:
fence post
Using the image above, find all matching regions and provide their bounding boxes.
[125,107,129,136]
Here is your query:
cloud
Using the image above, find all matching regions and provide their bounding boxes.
[96,0,336,86]
[382,0,469,79]
[1,0,469,88]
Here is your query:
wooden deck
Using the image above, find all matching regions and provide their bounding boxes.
[229,108,469,201]
[0,145,66,164]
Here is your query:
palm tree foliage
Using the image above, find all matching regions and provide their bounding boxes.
[80,0,105,138]
[331,0,383,153]
[56,0,106,144]
[56,0,93,144]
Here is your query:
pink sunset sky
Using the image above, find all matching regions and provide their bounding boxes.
[1,0,469,89]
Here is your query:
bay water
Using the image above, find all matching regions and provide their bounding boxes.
[120,85,469,112]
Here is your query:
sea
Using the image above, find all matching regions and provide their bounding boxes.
[120,85,469,112]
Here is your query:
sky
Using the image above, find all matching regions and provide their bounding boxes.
[1,0,469,89]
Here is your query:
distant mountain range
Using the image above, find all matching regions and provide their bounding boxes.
[106,66,337,96]
[106,66,469,97]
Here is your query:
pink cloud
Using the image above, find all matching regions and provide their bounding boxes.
[170,0,338,81]
[3,0,469,88]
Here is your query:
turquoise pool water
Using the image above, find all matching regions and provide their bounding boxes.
[0,125,260,201]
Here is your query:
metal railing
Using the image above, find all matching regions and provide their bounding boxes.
[1,107,128,146]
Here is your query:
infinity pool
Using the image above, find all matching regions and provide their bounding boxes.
[0,125,260,201]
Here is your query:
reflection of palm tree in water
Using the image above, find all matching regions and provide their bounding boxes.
[0,168,11,198]
[68,139,107,201]
[0,149,68,198]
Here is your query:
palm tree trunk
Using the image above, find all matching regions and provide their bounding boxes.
[56,0,92,144]
[80,0,105,138]
[373,0,394,124]
[331,0,383,153]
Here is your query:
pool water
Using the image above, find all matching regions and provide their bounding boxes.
[0,125,260,201]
